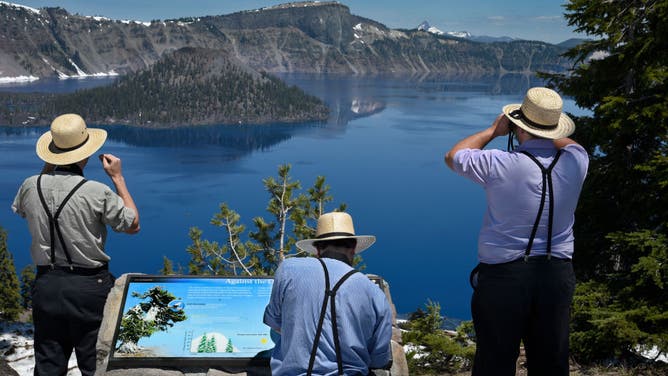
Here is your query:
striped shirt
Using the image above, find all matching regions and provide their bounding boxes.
[12,171,136,268]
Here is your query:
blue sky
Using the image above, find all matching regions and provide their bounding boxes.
[12,1,581,44]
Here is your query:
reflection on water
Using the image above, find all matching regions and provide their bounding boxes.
[0,73,545,163]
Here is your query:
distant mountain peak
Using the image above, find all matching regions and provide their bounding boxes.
[417,20,470,39]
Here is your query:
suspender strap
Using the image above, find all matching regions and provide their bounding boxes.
[36,174,88,268]
[518,150,562,260]
[307,258,358,376]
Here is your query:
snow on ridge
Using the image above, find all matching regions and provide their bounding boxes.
[0,1,40,14]
[119,19,151,26]
[0,75,39,84]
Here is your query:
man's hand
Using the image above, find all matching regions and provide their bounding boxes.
[99,153,140,233]
[445,113,508,170]
[99,153,123,179]
[491,113,511,138]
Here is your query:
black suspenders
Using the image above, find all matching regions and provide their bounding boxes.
[519,149,563,261]
[36,174,88,269]
[307,258,358,376]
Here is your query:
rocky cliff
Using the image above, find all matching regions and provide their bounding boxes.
[0,1,571,80]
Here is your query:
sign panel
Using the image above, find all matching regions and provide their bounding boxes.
[108,275,274,368]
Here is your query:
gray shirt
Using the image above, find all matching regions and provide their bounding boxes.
[12,171,136,268]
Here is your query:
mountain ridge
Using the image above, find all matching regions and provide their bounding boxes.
[0,1,572,80]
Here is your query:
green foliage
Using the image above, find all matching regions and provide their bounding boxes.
[544,0,668,364]
[226,338,234,353]
[116,286,188,349]
[0,227,21,321]
[0,48,329,126]
[173,164,351,277]
[402,301,475,375]
[19,264,35,310]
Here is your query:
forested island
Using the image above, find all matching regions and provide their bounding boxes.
[0,48,329,127]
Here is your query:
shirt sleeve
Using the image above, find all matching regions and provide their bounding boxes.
[563,143,590,175]
[451,148,502,185]
[368,288,393,369]
[263,262,285,331]
[11,179,29,218]
[101,188,136,232]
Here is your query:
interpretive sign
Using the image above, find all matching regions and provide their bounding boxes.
[108,275,274,368]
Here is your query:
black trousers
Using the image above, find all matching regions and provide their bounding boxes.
[32,267,114,376]
[471,256,575,376]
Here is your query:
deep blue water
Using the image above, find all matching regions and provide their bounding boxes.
[0,74,585,319]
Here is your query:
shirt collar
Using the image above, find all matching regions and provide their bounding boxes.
[516,138,555,152]
[54,164,84,177]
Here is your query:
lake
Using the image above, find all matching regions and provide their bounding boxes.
[0,74,585,320]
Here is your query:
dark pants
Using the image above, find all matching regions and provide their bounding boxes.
[471,256,575,376]
[32,267,114,376]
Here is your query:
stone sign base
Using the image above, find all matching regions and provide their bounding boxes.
[95,274,408,376]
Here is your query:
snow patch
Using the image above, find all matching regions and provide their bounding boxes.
[587,50,610,61]
[0,1,40,15]
[0,75,39,84]
[636,345,668,363]
[1,321,81,375]
[119,19,151,26]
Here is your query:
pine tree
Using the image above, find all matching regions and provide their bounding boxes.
[19,264,35,310]
[198,334,208,353]
[0,227,21,321]
[226,338,234,353]
[176,164,352,277]
[206,336,217,353]
[403,301,475,374]
[546,0,668,364]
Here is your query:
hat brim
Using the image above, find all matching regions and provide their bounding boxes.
[502,104,575,140]
[36,128,107,165]
[296,235,376,255]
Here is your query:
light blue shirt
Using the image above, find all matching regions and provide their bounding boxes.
[263,257,392,376]
[452,139,589,264]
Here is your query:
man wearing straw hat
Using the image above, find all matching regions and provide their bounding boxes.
[12,113,140,376]
[263,211,392,376]
[445,87,589,376]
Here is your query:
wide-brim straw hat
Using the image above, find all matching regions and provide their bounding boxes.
[296,212,376,255]
[36,114,107,165]
[502,87,575,140]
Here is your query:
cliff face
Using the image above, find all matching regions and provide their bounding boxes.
[0,1,571,80]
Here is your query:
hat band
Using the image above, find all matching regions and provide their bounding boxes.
[316,231,355,239]
[509,109,558,130]
[53,134,90,152]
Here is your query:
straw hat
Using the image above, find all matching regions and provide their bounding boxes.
[502,87,575,140]
[36,114,107,165]
[296,212,376,255]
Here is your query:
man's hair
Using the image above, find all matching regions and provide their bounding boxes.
[313,238,357,251]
